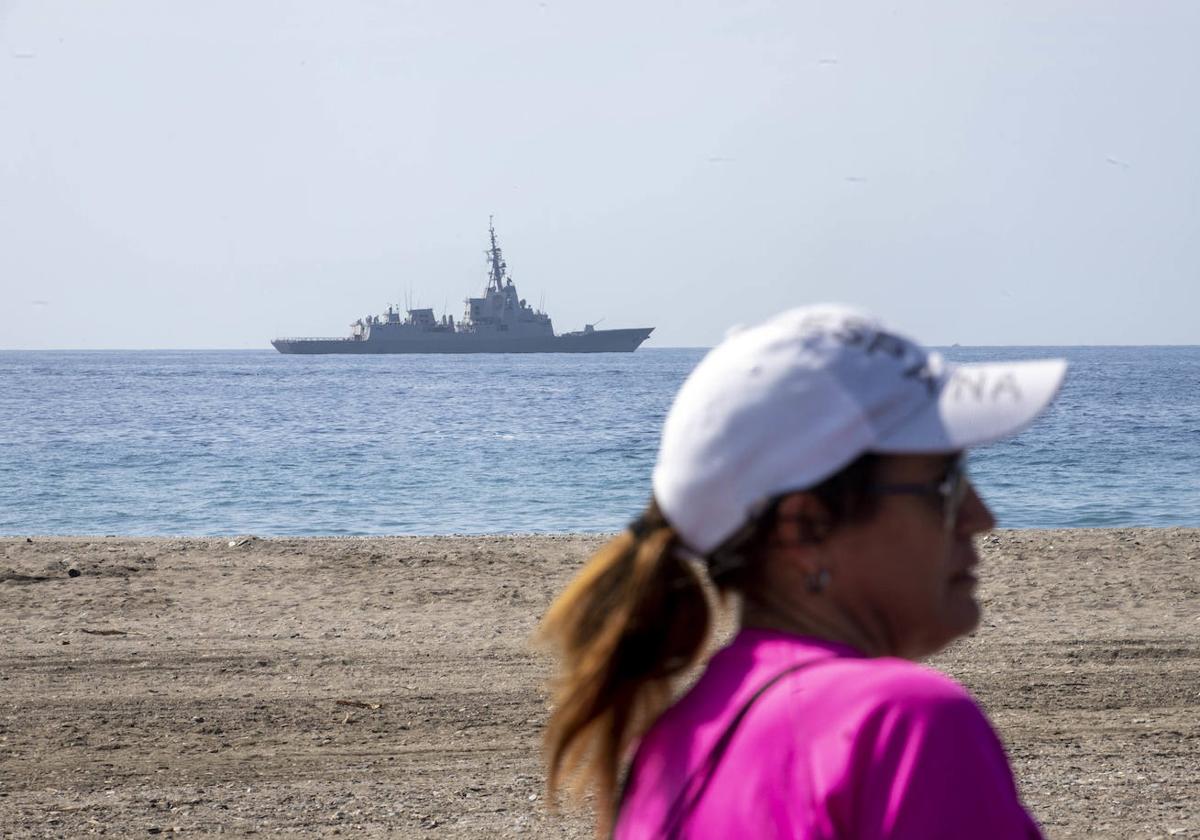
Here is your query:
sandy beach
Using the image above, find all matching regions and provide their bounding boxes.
[1,530,1198,838]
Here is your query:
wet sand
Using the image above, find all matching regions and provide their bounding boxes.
[1,530,1198,838]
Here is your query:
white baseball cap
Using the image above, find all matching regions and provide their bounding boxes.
[651,304,1067,555]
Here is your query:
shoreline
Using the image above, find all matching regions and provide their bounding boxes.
[2,530,1198,837]
[4,525,1190,538]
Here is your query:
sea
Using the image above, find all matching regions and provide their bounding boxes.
[1,347,1197,536]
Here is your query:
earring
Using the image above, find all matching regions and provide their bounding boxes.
[806,568,831,594]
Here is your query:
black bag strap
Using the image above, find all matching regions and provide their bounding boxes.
[613,655,838,839]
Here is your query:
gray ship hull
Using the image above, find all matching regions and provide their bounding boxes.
[271,327,654,355]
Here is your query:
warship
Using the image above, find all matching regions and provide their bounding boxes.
[271,220,654,354]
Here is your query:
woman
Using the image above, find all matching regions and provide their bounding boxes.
[541,304,1066,839]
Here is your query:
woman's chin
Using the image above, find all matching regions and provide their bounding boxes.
[905,597,982,659]
[950,594,982,637]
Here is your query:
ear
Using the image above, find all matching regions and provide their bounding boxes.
[772,492,834,546]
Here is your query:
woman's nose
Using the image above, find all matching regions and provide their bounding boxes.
[958,482,997,535]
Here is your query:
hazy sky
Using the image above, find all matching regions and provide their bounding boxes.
[2,1,1197,349]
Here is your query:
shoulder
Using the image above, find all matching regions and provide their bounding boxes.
[797,654,980,718]
[710,635,989,739]
[788,655,1002,761]
[814,661,1040,837]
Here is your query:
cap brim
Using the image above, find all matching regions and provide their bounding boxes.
[875,358,1067,452]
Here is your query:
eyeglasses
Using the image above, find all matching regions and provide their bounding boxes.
[868,456,969,533]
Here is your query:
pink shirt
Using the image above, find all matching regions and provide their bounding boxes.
[615,629,1042,839]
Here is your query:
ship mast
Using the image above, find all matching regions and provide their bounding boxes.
[486,215,508,293]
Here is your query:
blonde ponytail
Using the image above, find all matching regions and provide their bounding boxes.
[540,502,711,831]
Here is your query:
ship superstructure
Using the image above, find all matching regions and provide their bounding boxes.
[272,219,653,354]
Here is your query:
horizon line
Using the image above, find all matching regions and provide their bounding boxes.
[2,343,1200,352]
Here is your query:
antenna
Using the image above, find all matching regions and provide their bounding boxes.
[487,216,507,293]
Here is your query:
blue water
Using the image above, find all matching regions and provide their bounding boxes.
[1,348,1197,535]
